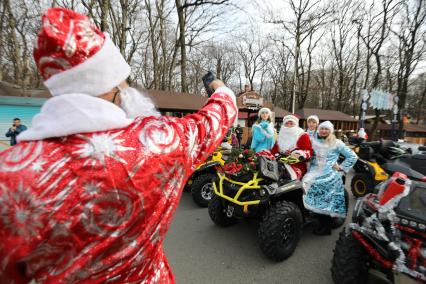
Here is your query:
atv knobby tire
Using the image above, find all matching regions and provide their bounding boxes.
[191,173,216,207]
[208,194,237,227]
[258,200,303,262]
[331,230,369,284]
[351,173,375,198]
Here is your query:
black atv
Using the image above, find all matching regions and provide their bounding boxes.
[332,173,426,283]
[186,150,227,207]
[350,138,426,198]
[208,153,348,262]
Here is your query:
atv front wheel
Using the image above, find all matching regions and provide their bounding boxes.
[331,230,369,284]
[208,194,237,227]
[258,200,303,262]
[191,173,216,207]
[351,173,375,198]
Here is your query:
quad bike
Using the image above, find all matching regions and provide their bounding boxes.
[208,154,348,262]
[332,172,426,284]
[185,148,228,207]
[350,138,426,198]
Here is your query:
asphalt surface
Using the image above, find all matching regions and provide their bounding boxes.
[164,174,363,284]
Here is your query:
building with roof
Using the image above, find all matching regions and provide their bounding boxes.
[295,108,359,132]
[372,123,426,145]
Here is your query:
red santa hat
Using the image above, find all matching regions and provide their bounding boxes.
[33,8,131,96]
[283,115,299,125]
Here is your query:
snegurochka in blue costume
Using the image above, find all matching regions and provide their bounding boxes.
[302,121,358,235]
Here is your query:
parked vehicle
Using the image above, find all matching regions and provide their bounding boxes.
[332,172,426,284]
[208,154,348,262]
[186,149,227,207]
[350,138,426,197]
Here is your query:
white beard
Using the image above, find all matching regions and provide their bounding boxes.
[278,125,305,152]
[120,87,160,118]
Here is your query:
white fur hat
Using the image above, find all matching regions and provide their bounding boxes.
[318,120,334,133]
[258,107,272,117]
[283,115,299,125]
[307,115,319,124]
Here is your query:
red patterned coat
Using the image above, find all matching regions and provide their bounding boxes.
[272,133,313,179]
[0,90,237,284]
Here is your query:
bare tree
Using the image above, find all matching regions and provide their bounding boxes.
[267,0,330,112]
[356,0,398,138]
[175,0,230,92]
[392,0,426,137]
[236,35,268,91]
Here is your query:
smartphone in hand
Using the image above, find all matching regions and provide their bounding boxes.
[202,71,216,97]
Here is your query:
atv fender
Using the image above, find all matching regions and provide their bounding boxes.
[265,180,303,198]
[193,161,220,176]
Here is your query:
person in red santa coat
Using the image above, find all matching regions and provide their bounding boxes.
[0,8,237,284]
[272,115,313,180]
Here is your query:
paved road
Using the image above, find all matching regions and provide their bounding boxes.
[164,177,358,284]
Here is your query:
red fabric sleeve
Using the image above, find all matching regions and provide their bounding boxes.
[176,87,237,170]
[271,143,279,155]
[295,133,313,160]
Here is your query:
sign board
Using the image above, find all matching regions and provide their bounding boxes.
[239,91,263,109]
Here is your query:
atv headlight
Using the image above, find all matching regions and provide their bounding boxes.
[409,221,417,228]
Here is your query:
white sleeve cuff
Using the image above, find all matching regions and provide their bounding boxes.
[214,86,238,127]
[214,86,236,103]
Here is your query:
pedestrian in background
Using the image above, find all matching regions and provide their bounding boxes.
[235,124,243,148]
[5,118,27,146]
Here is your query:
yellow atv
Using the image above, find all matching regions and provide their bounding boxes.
[209,154,306,261]
[186,149,227,207]
[350,139,390,198]
[208,153,349,261]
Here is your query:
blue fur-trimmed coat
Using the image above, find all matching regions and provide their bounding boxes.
[303,136,357,217]
[250,121,275,153]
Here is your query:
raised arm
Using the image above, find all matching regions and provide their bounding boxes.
[5,128,14,138]
[177,80,238,169]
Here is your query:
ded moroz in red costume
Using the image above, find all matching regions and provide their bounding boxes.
[0,8,237,284]
[272,115,313,180]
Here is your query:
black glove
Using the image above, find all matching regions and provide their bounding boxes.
[202,71,216,97]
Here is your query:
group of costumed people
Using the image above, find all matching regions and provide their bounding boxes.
[250,110,358,235]
[0,8,359,284]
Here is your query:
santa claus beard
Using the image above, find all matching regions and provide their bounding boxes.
[278,125,305,152]
[120,87,160,118]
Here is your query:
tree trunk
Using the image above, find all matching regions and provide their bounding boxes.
[175,0,187,93]
[4,0,22,85]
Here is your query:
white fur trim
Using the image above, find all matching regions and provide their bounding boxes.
[258,107,272,117]
[44,35,131,96]
[318,120,334,133]
[283,115,299,125]
[292,149,307,158]
[215,86,238,127]
[17,94,133,141]
[307,115,319,124]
